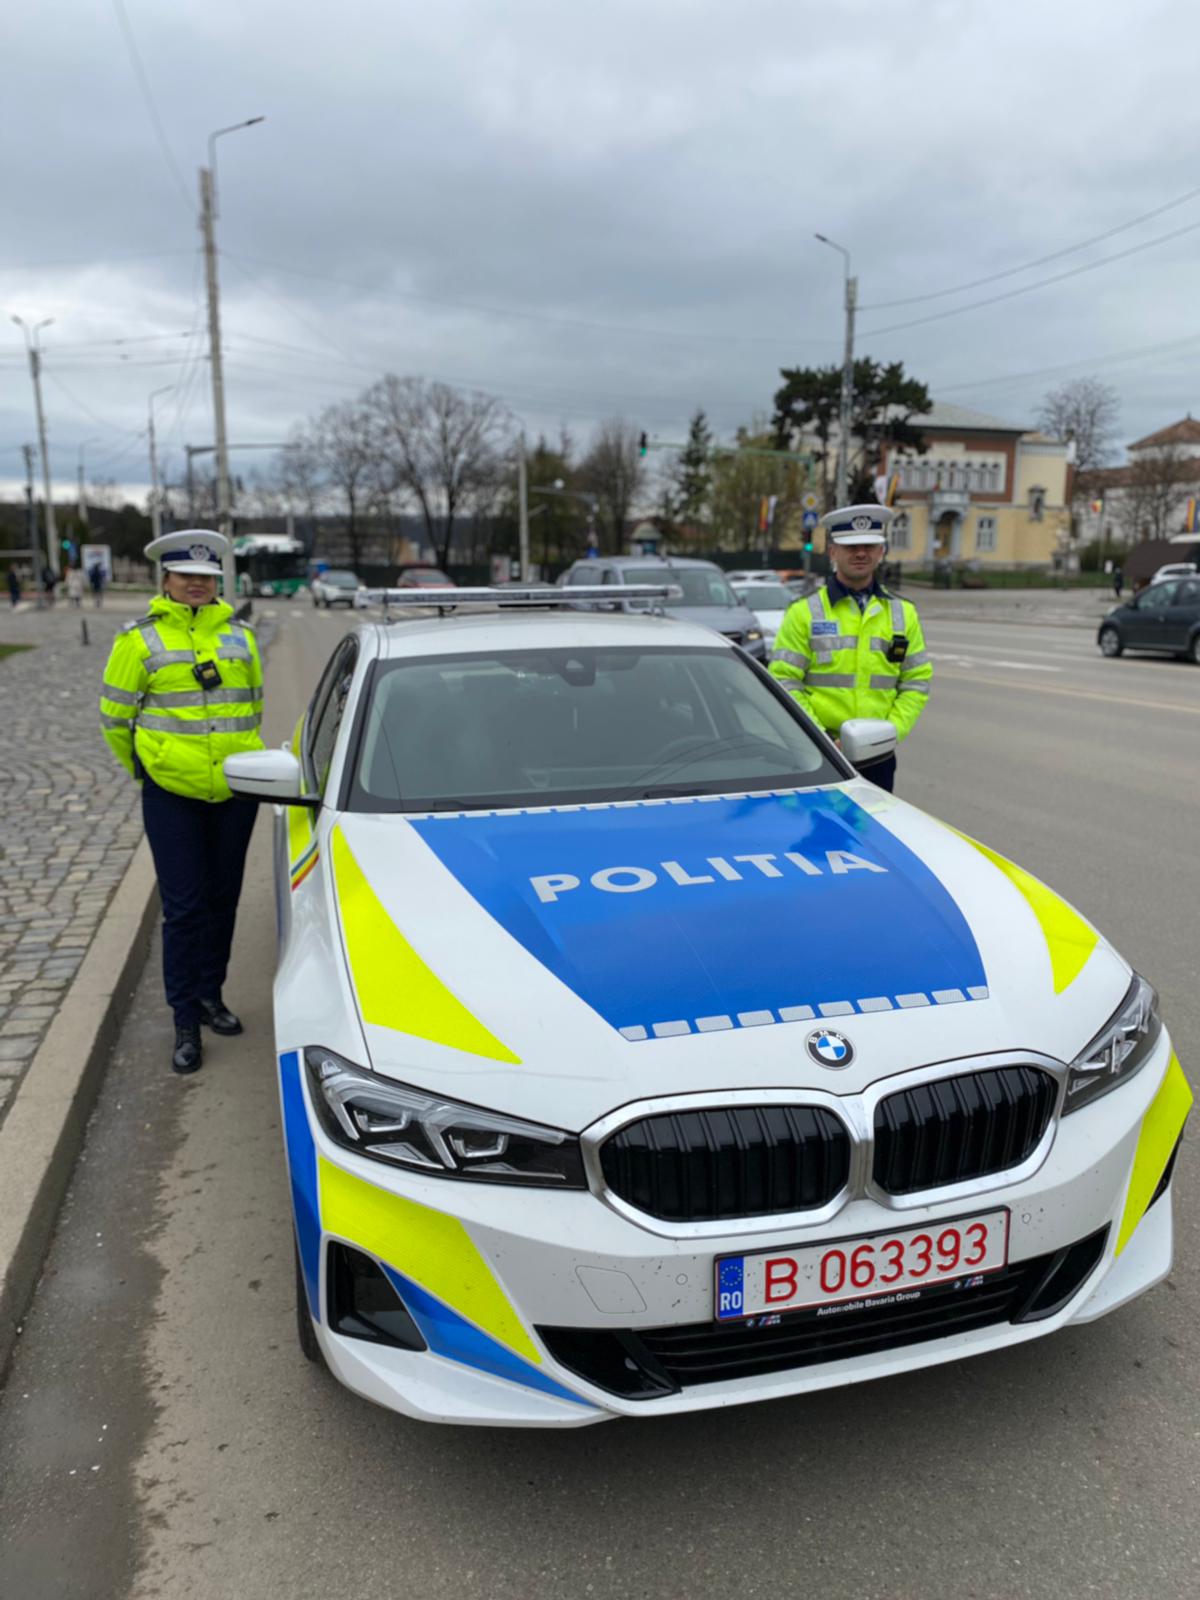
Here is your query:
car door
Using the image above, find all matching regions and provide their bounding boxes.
[1124,581,1177,649]
[1165,578,1200,651]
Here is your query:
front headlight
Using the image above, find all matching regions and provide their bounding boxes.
[303,1047,586,1187]
[1063,974,1162,1115]
[746,628,763,642]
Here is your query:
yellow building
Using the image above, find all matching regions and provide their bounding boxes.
[880,403,1071,568]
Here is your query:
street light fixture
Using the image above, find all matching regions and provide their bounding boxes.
[11,314,60,575]
[815,233,857,507]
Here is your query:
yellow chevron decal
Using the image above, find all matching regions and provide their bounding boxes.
[956,832,1098,994]
[1116,1053,1192,1256]
[331,825,519,1063]
[318,1156,541,1363]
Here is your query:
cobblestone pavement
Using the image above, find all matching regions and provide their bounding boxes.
[0,592,274,1124]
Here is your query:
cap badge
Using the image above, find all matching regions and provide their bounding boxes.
[189,542,213,562]
[851,514,874,532]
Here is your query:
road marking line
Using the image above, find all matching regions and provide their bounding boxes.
[934,669,1200,715]
[929,654,1061,672]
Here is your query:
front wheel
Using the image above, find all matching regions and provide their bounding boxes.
[1189,632,1200,665]
[1099,626,1123,658]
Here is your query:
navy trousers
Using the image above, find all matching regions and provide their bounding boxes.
[141,778,258,1027]
[859,753,897,792]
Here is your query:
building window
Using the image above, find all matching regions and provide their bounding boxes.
[1029,486,1046,521]
[976,515,997,552]
[891,512,910,551]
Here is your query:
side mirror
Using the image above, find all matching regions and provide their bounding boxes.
[840,718,898,768]
[224,749,318,806]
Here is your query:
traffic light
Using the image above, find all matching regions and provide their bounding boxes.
[803,539,814,553]
[638,432,648,457]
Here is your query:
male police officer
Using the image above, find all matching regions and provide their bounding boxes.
[100,530,265,1073]
[769,504,931,791]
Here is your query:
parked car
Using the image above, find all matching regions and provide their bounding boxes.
[224,597,1189,1427]
[1097,575,1200,662]
[396,566,456,590]
[311,569,365,609]
[1151,561,1199,584]
[726,568,781,586]
[558,555,767,659]
[730,579,798,651]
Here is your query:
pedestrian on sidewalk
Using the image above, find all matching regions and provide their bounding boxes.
[1112,562,1124,598]
[99,530,265,1075]
[65,565,84,607]
[40,563,57,606]
[88,560,105,607]
[769,503,932,792]
[5,566,18,607]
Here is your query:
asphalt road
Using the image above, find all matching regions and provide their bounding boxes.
[1,602,1198,1600]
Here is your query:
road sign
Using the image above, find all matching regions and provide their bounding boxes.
[802,492,819,512]
[802,509,819,532]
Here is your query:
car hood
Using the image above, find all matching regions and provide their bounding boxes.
[662,602,760,635]
[324,785,1129,1129]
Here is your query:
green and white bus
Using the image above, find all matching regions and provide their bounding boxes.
[233,535,308,598]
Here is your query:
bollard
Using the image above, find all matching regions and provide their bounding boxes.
[80,619,89,647]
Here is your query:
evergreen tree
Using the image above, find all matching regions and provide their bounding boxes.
[671,409,714,532]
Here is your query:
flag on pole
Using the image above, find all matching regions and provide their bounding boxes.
[758,496,769,533]
[1090,495,1104,515]
[1185,498,1198,533]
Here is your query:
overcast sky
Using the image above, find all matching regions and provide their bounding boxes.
[4,0,1200,503]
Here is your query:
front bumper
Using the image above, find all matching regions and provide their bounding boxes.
[278,1039,1189,1427]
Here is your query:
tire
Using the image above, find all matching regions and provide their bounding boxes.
[1099,626,1123,658]
[295,1242,323,1364]
[1190,633,1200,666]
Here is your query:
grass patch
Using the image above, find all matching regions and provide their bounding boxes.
[0,644,34,661]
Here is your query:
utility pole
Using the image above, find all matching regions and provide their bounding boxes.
[200,117,264,601]
[77,439,95,530]
[148,388,174,542]
[517,433,531,581]
[22,444,37,557]
[815,234,856,508]
[12,316,60,575]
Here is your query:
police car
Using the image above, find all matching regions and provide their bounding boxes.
[224,586,1189,1428]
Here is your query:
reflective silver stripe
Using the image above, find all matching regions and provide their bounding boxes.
[870,674,901,690]
[817,634,856,652]
[135,712,261,734]
[809,672,856,688]
[896,680,931,696]
[889,598,905,633]
[139,618,196,671]
[771,648,808,667]
[100,712,133,730]
[805,592,825,621]
[142,686,259,709]
[900,650,931,671]
[100,682,140,705]
[868,636,890,653]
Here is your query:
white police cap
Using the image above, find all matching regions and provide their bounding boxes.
[144,528,229,576]
[820,503,894,546]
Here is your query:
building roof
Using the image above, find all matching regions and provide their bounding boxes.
[1127,416,1200,451]
[912,402,1028,435]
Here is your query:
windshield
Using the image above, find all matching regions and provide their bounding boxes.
[623,567,737,608]
[348,646,840,812]
[734,584,793,610]
[324,571,358,587]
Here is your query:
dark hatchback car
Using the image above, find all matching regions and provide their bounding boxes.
[1098,576,1200,663]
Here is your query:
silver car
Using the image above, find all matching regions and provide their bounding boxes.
[559,556,767,660]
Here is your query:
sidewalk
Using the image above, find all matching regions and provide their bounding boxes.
[0,595,150,1119]
[905,585,1119,628]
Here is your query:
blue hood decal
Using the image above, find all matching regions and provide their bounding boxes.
[410,791,987,1041]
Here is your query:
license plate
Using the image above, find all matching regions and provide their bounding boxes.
[714,1209,1010,1321]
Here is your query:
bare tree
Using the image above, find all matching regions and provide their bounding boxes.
[312,399,377,571]
[1037,378,1120,475]
[1117,443,1194,543]
[709,419,811,552]
[578,419,646,553]
[366,376,511,567]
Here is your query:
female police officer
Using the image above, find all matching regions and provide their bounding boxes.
[99,530,265,1073]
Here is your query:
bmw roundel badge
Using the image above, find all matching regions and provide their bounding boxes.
[806,1028,855,1069]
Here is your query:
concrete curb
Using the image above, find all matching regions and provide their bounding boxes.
[0,838,160,1378]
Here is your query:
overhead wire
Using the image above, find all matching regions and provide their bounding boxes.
[860,180,1200,310]
[109,0,193,213]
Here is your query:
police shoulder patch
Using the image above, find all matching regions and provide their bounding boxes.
[812,620,838,636]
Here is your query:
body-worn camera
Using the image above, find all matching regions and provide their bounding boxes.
[192,659,223,690]
[885,635,909,665]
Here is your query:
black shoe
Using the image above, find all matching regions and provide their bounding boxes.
[198,997,243,1036]
[172,1025,203,1075]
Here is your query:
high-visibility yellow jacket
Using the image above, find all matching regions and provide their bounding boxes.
[769,580,932,741]
[99,596,265,802]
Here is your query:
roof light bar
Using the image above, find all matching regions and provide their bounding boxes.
[359,584,682,614]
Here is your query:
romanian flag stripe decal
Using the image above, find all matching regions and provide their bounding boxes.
[291,840,320,891]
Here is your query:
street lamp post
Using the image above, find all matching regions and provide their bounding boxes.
[815,233,857,508]
[200,115,264,599]
[147,387,175,541]
[77,438,98,529]
[12,315,60,576]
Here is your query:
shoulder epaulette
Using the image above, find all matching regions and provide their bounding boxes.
[121,615,156,634]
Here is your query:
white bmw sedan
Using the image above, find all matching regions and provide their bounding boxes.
[226,602,1189,1428]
